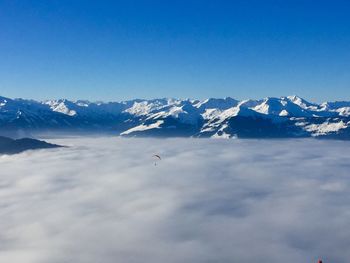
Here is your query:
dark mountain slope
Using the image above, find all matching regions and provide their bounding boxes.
[0,136,63,154]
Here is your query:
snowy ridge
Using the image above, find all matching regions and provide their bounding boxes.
[0,95,349,139]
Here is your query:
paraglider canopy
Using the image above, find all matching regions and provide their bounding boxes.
[153,154,161,160]
[152,154,161,165]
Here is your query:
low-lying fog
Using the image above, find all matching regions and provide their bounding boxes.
[0,137,350,263]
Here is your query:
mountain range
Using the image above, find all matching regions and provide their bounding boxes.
[1,95,349,139]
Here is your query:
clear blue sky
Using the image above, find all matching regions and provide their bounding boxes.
[0,0,349,102]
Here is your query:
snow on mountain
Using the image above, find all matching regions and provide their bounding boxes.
[250,96,337,118]
[123,99,169,116]
[287,95,320,110]
[320,101,350,117]
[120,120,164,135]
[45,100,77,116]
[211,124,234,139]
[304,121,349,136]
[252,97,310,117]
[0,97,8,107]
[337,107,350,117]
[147,103,200,125]
[321,101,350,110]
[194,97,239,111]
[0,95,349,139]
[217,105,260,120]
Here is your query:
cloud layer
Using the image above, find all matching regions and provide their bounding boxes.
[0,137,350,263]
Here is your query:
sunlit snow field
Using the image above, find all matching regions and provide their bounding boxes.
[1,137,350,263]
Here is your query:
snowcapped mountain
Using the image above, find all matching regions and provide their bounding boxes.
[1,95,349,139]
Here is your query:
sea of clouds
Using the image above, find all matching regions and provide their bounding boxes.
[0,137,350,263]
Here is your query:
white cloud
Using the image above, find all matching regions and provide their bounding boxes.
[0,137,350,263]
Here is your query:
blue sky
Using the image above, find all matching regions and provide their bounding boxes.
[0,0,349,102]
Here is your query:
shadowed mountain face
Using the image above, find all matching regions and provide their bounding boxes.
[0,136,63,154]
[0,95,350,139]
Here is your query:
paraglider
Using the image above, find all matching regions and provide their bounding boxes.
[152,154,161,166]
